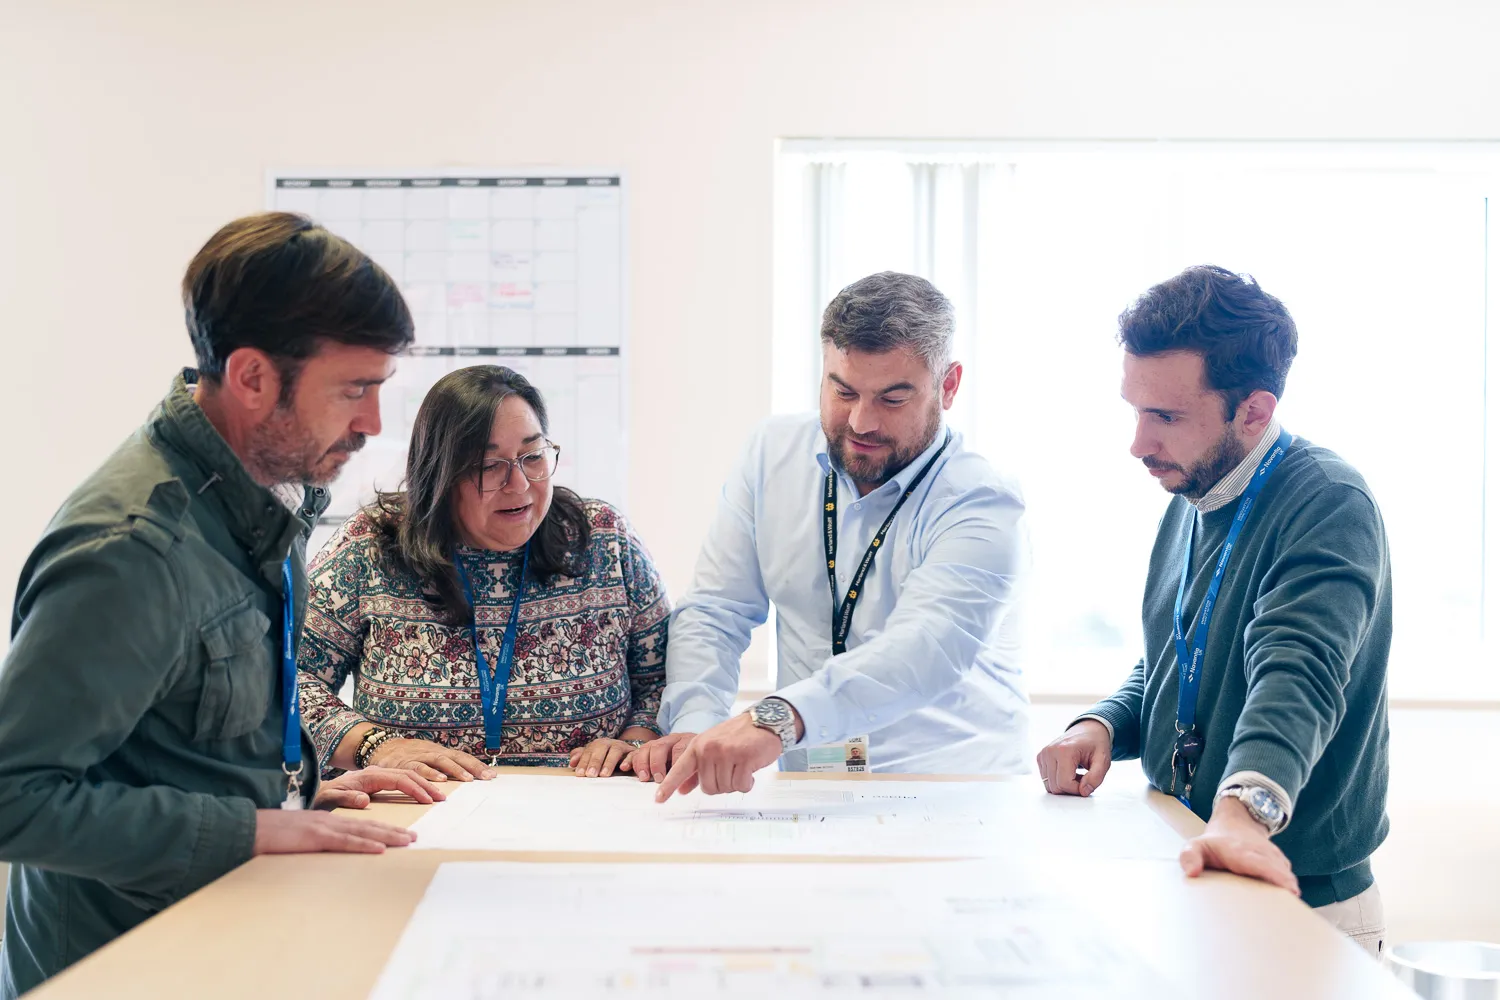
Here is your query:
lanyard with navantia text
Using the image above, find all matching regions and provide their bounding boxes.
[279,557,305,809]
[1171,428,1293,808]
[454,547,530,764]
[824,432,952,655]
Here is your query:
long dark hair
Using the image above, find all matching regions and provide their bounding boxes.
[370,365,591,624]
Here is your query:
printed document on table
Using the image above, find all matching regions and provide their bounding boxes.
[367,860,1172,999]
[405,774,1183,860]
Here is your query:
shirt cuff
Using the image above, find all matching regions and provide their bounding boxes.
[669,710,727,735]
[772,677,846,748]
[1071,713,1115,744]
[1217,770,1294,835]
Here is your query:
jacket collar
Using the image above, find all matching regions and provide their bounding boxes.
[146,369,327,577]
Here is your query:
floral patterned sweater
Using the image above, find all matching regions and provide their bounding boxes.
[297,500,670,772]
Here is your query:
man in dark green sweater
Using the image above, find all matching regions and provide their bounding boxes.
[0,213,447,997]
[1037,265,1391,956]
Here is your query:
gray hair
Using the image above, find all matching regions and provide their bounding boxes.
[820,272,954,375]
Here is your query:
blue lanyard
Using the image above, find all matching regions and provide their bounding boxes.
[1171,428,1292,807]
[454,547,529,762]
[280,557,303,803]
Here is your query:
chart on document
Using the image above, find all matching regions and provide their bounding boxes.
[267,169,627,549]
[368,861,1172,999]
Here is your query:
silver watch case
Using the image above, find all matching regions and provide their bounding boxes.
[749,697,799,752]
[1221,784,1285,832]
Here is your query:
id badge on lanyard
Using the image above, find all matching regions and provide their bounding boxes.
[807,734,870,773]
[1170,429,1292,808]
[817,432,951,775]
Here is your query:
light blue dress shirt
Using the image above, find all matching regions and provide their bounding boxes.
[660,413,1030,774]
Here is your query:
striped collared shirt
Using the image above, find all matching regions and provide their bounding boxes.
[1191,419,1284,514]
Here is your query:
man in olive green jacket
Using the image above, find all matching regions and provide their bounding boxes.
[0,213,443,997]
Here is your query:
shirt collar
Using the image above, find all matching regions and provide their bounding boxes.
[816,423,951,499]
[1192,419,1285,514]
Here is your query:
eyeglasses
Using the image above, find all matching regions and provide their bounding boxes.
[475,442,561,493]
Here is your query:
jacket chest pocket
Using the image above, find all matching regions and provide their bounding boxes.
[193,600,275,742]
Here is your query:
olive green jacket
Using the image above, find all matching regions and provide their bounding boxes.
[0,371,327,998]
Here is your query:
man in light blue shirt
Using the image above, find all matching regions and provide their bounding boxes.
[634,272,1030,797]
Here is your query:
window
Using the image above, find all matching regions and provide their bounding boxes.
[775,141,1500,701]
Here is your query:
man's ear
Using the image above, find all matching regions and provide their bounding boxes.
[940,362,963,410]
[219,348,285,417]
[1237,389,1278,439]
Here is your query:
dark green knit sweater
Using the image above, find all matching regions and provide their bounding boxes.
[1087,437,1391,907]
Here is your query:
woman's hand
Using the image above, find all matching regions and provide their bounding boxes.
[367,737,495,782]
[570,738,640,778]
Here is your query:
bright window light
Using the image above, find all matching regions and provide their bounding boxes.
[775,141,1500,702]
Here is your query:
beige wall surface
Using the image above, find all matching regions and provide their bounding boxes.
[5,0,1500,624]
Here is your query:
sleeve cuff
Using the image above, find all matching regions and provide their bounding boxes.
[627,714,663,736]
[313,710,372,773]
[1070,713,1115,744]
[772,678,845,749]
[1217,770,1294,834]
[670,710,728,735]
[1077,701,1138,758]
[1222,739,1307,815]
[179,795,257,899]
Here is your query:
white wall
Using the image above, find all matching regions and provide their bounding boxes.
[6,0,1500,624]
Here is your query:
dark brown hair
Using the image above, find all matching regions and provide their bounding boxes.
[1118,265,1299,421]
[182,212,413,400]
[370,365,591,624]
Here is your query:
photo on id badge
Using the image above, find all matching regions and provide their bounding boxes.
[808,735,869,773]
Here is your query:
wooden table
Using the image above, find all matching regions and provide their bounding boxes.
[27,770,1413,999]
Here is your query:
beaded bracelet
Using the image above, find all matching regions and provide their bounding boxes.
[354,727,398,769]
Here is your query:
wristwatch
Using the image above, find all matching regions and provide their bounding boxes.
[748,697,800,752]
[1218,784,1287,834]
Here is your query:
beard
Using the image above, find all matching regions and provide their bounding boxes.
[1144,424,1246,499]
[245,405,365,487]
[825,403,942,490]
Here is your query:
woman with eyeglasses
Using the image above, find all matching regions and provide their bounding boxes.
[297,365,668,782]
